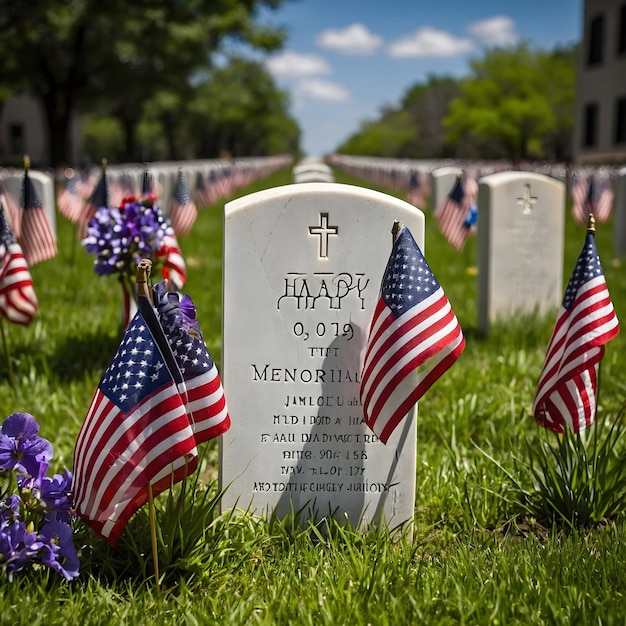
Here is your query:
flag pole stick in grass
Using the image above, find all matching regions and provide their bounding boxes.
[135,258,161,591]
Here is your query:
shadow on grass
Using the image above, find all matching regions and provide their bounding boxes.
[48,330,123,382]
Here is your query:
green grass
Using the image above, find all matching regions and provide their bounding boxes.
[2,165,626,624]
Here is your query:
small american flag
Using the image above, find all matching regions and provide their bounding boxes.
[571,173,614,225]
[153,281,230,443]
[57,172,85,224]
[158,226,186,291]
[0,204,37,325]
[80,167,109,239]
[169,170,197,236]
[194,170,213,208]
[20,170,57,266]
[360,225,465,443]
[73,295,199,546]
[533,220,619,433]
[434,173,476,251]
[406,170,425,209]
[0,179,21,238]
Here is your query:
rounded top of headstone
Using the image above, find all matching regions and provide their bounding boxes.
[225,182,425,221]
[479,170,564,189]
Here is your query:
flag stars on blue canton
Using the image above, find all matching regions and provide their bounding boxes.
[169,334,214,376]
[562,236,604,311]
[382,233,441,316]
[100,318,171,411]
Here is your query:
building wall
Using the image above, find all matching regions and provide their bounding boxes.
[574,0,626,164]
[0,93,81,168]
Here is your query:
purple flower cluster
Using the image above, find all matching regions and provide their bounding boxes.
[82,196,170,277]
[0,413,79,581]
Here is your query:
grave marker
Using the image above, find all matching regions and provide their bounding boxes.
[431,166,462,211]
[220,182,423,529]
[293,160,335,183]
[477,171,565,332]
[3,170,57,239]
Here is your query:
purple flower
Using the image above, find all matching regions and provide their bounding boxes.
[82,198,170,278]
[40,470,73,523]
[39,520,80,581]
[179,294,197,324]
[0,495,20,523]
[153,281,201,336]
[0,413,53,477]
[0,520,42,580]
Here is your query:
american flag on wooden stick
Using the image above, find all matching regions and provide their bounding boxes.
[406,170,426,209]
[157,225,186,291]
[0,178,21,238]
[169,170,197,236]
[571,173,614,226]
[73,292,199,546]
[194,170,211,208]
[434,173,477,251]
[57,170,86,224]
[20,166,57,266]
[0,204,37,325]
[360,225,465,443]
[533,216,619,433]
[153,281,230,443]
[80,161,109,239]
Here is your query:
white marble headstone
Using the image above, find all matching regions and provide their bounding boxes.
[431,167,462,211]
[477,171,565,333]
[220,182,424,530]
[3,170,56,239]
[293,161,334,183]
[613,167,626,258]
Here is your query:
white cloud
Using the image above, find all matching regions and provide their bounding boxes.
[387,27,474,58]
[316,23,383,55]
[266,51,331,78]
[296,79,350,102]
[467,16,518,46]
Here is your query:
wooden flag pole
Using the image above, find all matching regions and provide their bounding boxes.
[135,259,161,592]
[587,212,599,448]
[392,220,401,245]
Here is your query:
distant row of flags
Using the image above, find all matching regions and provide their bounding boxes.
[0,155,292,329]
[58,162,236,240]
[332,156,619,252]
[0,165,59,326]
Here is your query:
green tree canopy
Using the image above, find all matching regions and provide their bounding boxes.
[0,0,287,166]
[443,43,576,162]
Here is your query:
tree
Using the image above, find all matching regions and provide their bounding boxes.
[400,75,461,158]
[142,56,300,159]
[443,43,576,162]
[0,0,287,167]
[337,110,415,157]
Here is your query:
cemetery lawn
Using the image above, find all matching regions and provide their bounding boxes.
[2,166,626,624]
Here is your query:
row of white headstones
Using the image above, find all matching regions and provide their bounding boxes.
[7,154,626,531]
[218,160,626,531]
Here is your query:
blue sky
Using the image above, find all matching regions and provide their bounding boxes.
[255,0,582,157]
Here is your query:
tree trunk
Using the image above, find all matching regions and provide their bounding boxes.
[40,87,73,168]
[120,113,138,163]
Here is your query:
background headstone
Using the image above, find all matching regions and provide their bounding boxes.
[221,182,424,530]
[431,166,462,211]
[477,171,565,333]
[293,160,335,183]
[4,169,56,239]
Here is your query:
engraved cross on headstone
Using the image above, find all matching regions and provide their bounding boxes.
[517,184,537,215]
[309,212,338,258]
